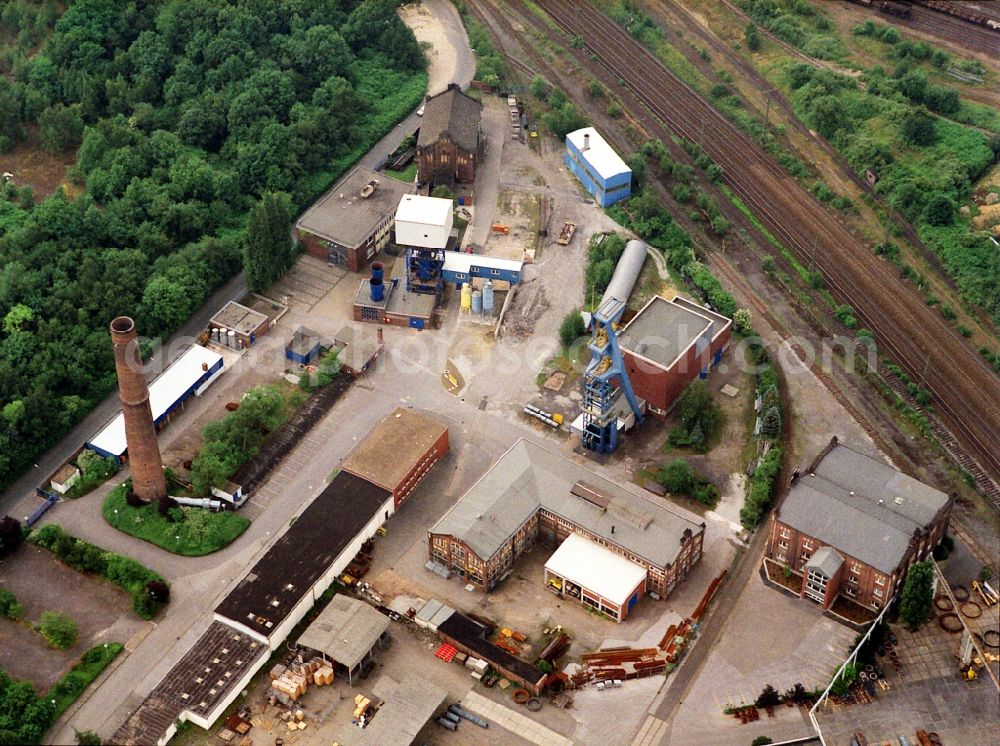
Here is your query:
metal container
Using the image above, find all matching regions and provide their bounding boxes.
[371,261,384,283]
[460,282,472,310]
[471,289,483,315]
[442,711,461,724]
[483,280,494,315]
[448,704,489,728]
[370,277,384,303]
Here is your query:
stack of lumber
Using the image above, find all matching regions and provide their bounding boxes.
[353,694,372,719]
[312,665,334,686]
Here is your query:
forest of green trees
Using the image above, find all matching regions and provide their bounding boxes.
[0,0,427,491]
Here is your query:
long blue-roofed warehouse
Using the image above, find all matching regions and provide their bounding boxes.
[565,127,632,208]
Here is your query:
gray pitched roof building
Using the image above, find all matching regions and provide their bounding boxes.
[778,440,951,575]
[430,438,704,569]
[417,84,482,153]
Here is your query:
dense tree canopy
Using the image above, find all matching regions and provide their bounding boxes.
[0,0,427,491]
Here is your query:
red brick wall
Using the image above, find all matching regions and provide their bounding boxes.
[296,229,363,271]
[393,429,449,509]
[417,138,476,186]
[623,329,731,417]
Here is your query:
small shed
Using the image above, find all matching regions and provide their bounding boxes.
[297,595,390,684]
[209,301,270,349]
[210,481,246,508]
[50,463,81,495]
[334,326,383,377]
[286,326,333,365]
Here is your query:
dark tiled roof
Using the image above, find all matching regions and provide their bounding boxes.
[112,622,268,746]
[215,471,391,638]
[437,611,546,688]
[417,85,481,153]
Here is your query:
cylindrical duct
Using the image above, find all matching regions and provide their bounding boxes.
[460,283,472,310]
[371,277,385,303]
[371,261,384,283]
[109,316,166,502]
[471,289,483,315]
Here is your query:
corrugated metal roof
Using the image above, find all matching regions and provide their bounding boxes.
[297,595,389,671]
[350,673,448,745]
[429,439,703,568]
[780,443,950,574]
[88,345,223,457]
[442,251,523,274]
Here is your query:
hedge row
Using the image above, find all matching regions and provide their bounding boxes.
[29,524,167,619]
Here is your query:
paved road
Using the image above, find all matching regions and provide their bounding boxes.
[0,271,248,518]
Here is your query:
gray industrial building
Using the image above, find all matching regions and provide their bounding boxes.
[428,439,705,617]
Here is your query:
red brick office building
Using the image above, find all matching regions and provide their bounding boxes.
[618,296,732,418]
[767,438,953,611]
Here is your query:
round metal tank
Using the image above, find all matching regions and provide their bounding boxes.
[483,280,494,315]
[371,261,384,282]
[471,289,483,315]
[460,282,472,310]
[370,277,384,303]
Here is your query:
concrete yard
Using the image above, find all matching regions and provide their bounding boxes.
[0,545,145,693]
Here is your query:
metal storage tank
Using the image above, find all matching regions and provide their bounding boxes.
[601,239,648,306]
[460,282,472,311]
[371,261,384,282]
[483,280,494,315]
[471,289,483,315]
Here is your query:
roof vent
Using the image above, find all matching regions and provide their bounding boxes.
[360,180,378,199]
[894,496,904,505]
[849,491,855,496]
[582,132,590,151]
[878,498,884,506]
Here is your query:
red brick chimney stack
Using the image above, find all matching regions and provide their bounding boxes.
[110,316,166,502]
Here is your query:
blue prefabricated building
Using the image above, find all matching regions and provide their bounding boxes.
[441,251,523,288]
[582,297,644,453]
[285,326,334,365]
[565,127,632,208]
[87,345,225,462]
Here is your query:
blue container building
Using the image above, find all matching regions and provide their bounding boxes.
[565,127,632,208]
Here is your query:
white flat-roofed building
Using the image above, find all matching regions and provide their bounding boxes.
[544,532,647,622]
[565,127,632,207]
[394,194,454,249]
[86,345,224,460]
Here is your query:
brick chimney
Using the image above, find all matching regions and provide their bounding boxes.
[110,316,166,503]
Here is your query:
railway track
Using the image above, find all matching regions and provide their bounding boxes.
[845,0,1000,56]
[533,0,1000,491]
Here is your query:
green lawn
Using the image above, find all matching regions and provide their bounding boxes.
[385,161,417,183]
[103,484,250,556]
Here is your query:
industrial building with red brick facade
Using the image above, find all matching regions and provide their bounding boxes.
[617,296,732,418]
[342,407,449,509]
[767,438,953,612]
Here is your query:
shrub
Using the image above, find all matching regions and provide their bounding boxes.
[0,515,24,558]
[38,612,78,649]
[0,588,23,620]
[755,684,781,708]
[830,663,858,697]
[559,309,586,348]
[899,561,934,630]
[740,446,782,529]
[752,737,774,745]
[75,731,102,745]
[732,308,753,335]
[900,111,937,146]
[667,380,724,453]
